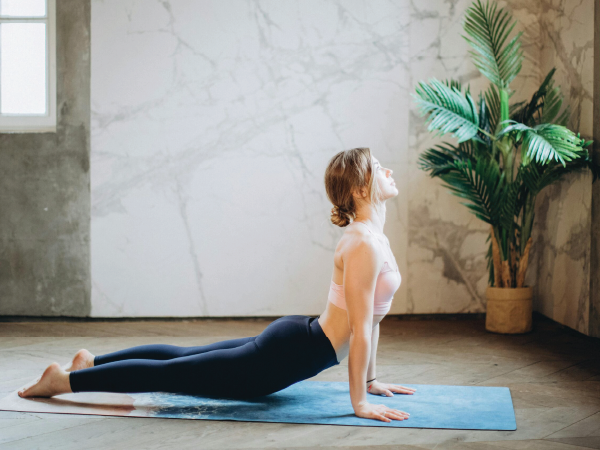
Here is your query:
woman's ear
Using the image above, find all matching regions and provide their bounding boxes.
[351,186,367,200]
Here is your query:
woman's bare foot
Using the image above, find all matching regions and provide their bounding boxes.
[18,362,73,398]
[62,349,95,372]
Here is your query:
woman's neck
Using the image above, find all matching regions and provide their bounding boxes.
[354,205,386,234]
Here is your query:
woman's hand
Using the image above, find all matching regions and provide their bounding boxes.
[354,401,410,423]
[367,380,416,397]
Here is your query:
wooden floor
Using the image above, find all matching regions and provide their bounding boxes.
[0,314,599,449]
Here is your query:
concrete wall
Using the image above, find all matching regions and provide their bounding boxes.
[0,1,91,316]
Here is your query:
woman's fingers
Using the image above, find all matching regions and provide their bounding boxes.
[391,384,416,394]
[397,385,416,391]
[379,406,410,421]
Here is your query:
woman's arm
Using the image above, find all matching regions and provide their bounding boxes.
[366,323,379,389]
[343,236,380,411]
[343,234,410,423]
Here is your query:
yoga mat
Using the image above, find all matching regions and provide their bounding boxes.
[0,381,516,430]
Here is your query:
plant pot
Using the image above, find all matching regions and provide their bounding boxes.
[485,286,532,334]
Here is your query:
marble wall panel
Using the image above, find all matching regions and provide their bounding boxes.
[91,0,410,317]
[533,0,594,335]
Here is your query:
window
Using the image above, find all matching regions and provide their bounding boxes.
[0,0,56,133]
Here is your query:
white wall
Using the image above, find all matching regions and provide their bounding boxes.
[91,0,409,317]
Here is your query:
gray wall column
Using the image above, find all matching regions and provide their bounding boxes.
[0,1,91,316]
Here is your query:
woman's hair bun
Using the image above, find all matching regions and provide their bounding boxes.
[331,204,352,227]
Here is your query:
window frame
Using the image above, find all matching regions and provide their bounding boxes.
[0,0,56,133]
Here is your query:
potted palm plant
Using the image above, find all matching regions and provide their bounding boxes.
[411,0,599,334]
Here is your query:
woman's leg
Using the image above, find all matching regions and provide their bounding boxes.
[68,316,315,399]
[93,336,257,366]
[69,338,270,399]
[23,315,336,400]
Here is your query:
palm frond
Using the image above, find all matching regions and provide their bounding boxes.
[477,92,494,146]
[444,79,464,92]
[540,85,564,124]
[499,122,584,166]
[520,162,542,193]
[462,0,524,88]
[524,124,584,166]
[555,104,571,127]
[508,100,527,120]
[439,158,504,225]
[411,78,480,143]
[520,147,595,194]
[516,172,530,211]
[418,141,479,176]
[510,68,570,128]
[500,172,522,230]
[483,83,500,134]
[511,68,556,126]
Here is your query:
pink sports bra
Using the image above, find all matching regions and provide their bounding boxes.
[328,221,402,315]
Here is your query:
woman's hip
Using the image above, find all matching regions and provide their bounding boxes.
[255,315,339,376]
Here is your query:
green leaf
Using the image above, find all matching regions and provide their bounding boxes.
[555,104,571,127]
[520,162,559,194]
[498,122,584,166]
[520,146,597,194]
[411,78,480,143]
[523,123,583,166]
[477,92,493,144]
[483,85,497,123]
[462,0,524,88]
[500,172,522,230]
[439,158,504,225]
[418,141,479,176]
[540,86,564,124]
[511,68,570,128]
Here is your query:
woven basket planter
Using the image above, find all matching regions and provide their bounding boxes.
[485,286,532,334]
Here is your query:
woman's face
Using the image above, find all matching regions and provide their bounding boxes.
[372,156,397,200]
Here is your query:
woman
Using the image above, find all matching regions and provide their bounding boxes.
[18,147,415,423]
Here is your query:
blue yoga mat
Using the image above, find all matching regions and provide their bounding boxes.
[0,380,516,430]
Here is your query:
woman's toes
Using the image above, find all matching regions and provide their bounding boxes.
[19,363,67,398]
[18,376,41,395]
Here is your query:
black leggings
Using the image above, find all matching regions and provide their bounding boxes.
[69,315,340,400]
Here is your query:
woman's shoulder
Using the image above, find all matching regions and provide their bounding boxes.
[337,223,380,256]
[341,221,373,240]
